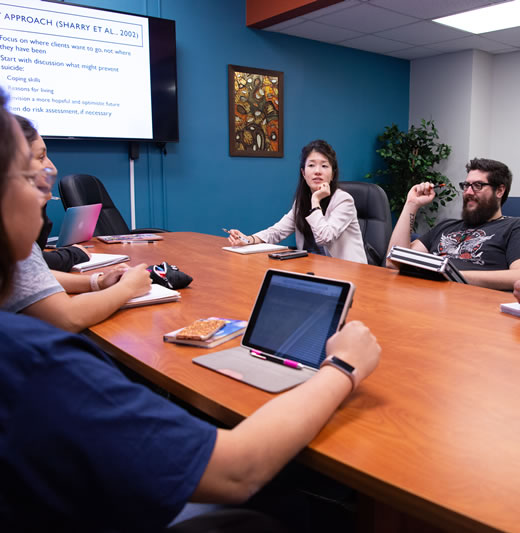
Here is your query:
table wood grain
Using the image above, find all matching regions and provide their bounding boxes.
[85,232,520,533]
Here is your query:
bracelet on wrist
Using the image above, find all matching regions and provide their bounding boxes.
[309,206,322,215]
[320,355,358,391]
[90,272,103,292]
[249,236,255,245]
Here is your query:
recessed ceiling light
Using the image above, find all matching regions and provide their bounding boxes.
[434,0,520,34]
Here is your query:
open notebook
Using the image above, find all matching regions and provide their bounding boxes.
[122,284,180,309]
[193,269,355,392]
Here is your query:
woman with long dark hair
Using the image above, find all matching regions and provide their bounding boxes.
[227,140,367,263]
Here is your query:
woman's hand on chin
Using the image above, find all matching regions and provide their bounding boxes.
[312,182,331,203]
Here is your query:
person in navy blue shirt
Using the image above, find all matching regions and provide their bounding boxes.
[0,89,380,532]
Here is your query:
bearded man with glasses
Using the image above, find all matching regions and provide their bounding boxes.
[386,158,520,291]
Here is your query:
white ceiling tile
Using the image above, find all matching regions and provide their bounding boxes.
[427,34,514,52]
[377,21,470,45]
[301,0,362,19]
[367,0,508,20]
[264,17,307,32]
[493,47,520,53]
[391,48,442,59]
[386,46,442,59]
[481,25,520,45]
[281,20,363,43]
[260,0,520,60]
[315,3,418,33]
[339,34,411,53]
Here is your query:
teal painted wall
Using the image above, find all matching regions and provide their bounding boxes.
[45,0,410,239]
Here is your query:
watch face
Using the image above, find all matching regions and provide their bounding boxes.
[331,356,355,373]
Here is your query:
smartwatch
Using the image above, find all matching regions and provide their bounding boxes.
[320,355,358,391]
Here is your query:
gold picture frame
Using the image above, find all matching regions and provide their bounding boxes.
[228,65,284,157]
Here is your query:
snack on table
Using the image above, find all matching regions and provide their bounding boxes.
[175,319,226,341]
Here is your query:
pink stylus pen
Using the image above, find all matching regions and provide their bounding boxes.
[282,359,303,370]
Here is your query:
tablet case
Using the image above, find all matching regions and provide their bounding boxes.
[193,347,316,393]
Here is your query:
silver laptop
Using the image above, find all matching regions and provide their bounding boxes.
[47,203,102,248]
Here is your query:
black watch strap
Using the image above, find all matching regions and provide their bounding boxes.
[320,356,357,390]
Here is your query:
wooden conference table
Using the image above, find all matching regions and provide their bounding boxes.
[85,232,520,533]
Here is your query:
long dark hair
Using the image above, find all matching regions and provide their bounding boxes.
[0,89,19,301]
[294,139,339,245]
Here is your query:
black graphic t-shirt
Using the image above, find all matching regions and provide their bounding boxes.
[419,216,520,271]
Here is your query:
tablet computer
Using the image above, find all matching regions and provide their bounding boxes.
[193,269,355,392]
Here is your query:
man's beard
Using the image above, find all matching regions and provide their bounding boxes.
[462,193,500,226]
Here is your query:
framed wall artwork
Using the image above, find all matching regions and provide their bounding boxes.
[228,64,284,157]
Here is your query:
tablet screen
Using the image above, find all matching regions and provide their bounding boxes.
[242,270,354,369]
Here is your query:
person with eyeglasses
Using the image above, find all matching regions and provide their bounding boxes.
[0,120,152,332]
[386,158,520,291]
[14,114,92,272]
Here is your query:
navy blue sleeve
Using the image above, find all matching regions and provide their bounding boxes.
[0,313,217,532]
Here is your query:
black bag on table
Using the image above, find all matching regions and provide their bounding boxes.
[147,261,193,290]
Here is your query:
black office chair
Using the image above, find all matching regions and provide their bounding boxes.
[58,174,167,236]
[338,181,392,266]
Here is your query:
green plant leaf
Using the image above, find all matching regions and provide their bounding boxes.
[366,119,453,226]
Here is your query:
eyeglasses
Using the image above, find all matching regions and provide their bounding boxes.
[458,181,493,192]
[21,167,57,195]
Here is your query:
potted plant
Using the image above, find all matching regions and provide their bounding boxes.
[366,119,456,228]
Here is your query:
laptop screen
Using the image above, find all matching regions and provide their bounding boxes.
[242,270,354,369]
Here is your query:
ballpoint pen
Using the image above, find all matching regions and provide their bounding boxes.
[250,350,303,370]
[222,227,250,244]
[433,183,446,189]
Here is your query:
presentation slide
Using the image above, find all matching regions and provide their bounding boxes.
[0,0,153,139]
